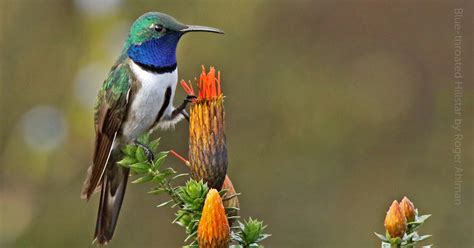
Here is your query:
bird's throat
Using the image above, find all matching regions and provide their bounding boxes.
[127,34,180,74]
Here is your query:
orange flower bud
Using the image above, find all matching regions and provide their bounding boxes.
[384,200,407,238]
[198,189,230,248]
[400,196,416,222]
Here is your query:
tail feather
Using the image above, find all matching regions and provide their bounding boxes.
[94,164,130,245]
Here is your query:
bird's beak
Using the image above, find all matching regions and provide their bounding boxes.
[180,25,224,34]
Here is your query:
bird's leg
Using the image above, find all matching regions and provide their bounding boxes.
[132,140,154,162]
[171,95,196,122]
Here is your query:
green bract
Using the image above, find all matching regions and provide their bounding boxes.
[231,218,271,248]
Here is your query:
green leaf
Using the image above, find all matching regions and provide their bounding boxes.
[132,174,153,184]
[156,199,173,208]
[135,147,147,162]
[172,173,189,180]
[413,235,432,242]
[137,133,150,145]
[121,144,137,156]
[148,188,167,195]
[219,189,229,197]
[231,231,245,243]
[381,242,391,248]
[389,237,402,245]
[184,230,197,242]
[149,138,161,151]
[117,157,136,166]
[129,162,150,173]
[255,234,271,243]
[152,151,169,169]
[416,214,431,222]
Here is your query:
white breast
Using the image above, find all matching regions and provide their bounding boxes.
[121,61,177,139]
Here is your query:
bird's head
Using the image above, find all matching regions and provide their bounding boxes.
[125,12,223,69]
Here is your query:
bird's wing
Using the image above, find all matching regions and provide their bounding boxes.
[81,62,133,200]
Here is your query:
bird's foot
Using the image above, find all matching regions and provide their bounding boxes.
[172,95,197,122]
[133,140,155,162]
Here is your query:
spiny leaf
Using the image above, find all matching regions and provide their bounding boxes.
[148,188,167,195]
[416,214,431,222]
[255,233,271,242]
[156,199,174,208]
[374,232,389,241]
[149,138,161,151]
[152,151,169,169]
[184,230,197,242]
[413,234,432,242]
[172,173,189,180]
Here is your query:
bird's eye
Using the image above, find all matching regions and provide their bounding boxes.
[154,24,165,33]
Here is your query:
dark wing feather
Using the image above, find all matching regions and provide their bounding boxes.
[81,62,132,200]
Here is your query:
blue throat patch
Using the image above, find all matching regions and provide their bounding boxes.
[127,33,181,72]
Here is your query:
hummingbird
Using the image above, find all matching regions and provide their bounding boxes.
[80,12,223,245]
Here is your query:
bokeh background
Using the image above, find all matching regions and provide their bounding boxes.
[0,0,472,247]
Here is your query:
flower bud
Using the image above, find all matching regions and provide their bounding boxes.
[187,66,227,190]
[198,189,230,248]
[400,196,416,222]
[384,200,407,238]
[221,175,239,225]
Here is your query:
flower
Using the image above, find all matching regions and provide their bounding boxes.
[400,196,416,222]
[384,200,407,238]
[198,189,230,248]
[184,66,228,190]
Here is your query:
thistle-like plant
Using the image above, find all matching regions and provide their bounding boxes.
[118,134,269,247]
[117,65,270,248]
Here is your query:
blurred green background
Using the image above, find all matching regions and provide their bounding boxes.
[0,0,472,247]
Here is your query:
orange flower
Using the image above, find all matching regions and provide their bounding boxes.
[198,189,230,248]
[180,65,222,101]
[384,200,407,238]
[400,196,416,222]
[184,66,227,190]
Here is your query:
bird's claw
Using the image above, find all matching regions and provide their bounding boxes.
[185,95,197,103]
[171,95,196,122]
[133,140,155,162]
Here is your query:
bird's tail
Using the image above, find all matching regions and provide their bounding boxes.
[94,164,130,245]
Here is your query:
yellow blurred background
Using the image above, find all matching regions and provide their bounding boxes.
[0,0,472,247]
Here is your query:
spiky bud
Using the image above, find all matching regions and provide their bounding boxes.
[400,196,416,223]
[185,66,227,190]
[198,189,230,248]
[384,200,407,239]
